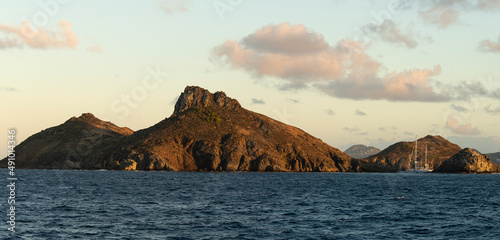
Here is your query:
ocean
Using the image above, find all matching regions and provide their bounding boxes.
[1,170,499,239]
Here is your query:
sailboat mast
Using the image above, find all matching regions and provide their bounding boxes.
[425,144,427,168]
[414,136,418,169]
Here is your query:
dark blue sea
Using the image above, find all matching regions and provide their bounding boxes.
[1,170,499,239]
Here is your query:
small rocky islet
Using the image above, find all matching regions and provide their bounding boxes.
[1,86,499,174]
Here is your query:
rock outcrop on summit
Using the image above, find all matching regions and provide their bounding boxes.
[102,86,353,171]
[434,148,500,173]
[2,86,353,172]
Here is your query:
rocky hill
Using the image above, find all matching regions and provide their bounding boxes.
[487,152,500,165]
[99,86,353,171]
[364,135,462,171]
[0,113,133,169]
[434,148,500,173]
[345,145,381,159]
[2,86,355,172]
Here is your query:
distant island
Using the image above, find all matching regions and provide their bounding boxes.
[1,86,499,174]
[344,145,381,159]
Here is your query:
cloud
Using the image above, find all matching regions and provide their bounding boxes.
[362,19,419,48]
[447,135,500,153]
[287,98,300,104]
[251,98,266,104]
[343,127,360,133]
[355,109,367,116]
[416,0,500,28]
[241,23,329,55]
[445,116,480,135]
[450,103,468,112]
[325,109,336,115]
[157,0,190,14]
[212,22,452,102]
[0,20,77,49]
[0,87,18,92]
[419,5,460,29]
[87,43,103,53]
[492,88,500,99]
[478,36,500,53]
[379,127,386,132]
[404,131,414,136]
[477,0,500,11]
[485,105,500,114]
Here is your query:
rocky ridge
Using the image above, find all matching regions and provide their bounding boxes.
[0,113,133,169]
[2,86,353,172]
[434,148,500,173]
[364,135,462,171]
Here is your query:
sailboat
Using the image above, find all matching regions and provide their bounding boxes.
[406,136,433,173]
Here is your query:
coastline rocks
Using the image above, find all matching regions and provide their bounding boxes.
[433,148,500,173]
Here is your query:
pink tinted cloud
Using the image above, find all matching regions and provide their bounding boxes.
[445,116,480,135]
[241,23,329,55]
[0,20,78,49]
[419,6,460,29]
[212,22,448,102]
[157,0,189,14]
[478,36,500,53]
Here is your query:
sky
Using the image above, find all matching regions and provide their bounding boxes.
[1,0,500,158]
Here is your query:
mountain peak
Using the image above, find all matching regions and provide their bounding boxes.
[65,113,133,136]
[173,86,241,114]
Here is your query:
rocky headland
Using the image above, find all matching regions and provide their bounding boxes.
[1,86,353,172]
[1,86,497,174]
[433,148,500,173]
[363,135,462,171]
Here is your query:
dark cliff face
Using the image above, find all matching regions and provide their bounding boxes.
[364,135,462,171]
[0,113,133,169]
[434,148,500,173]
[2,86,353,172]
[344,145,381,159]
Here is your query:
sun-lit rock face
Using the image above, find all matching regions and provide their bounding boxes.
[434,148,500,173]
